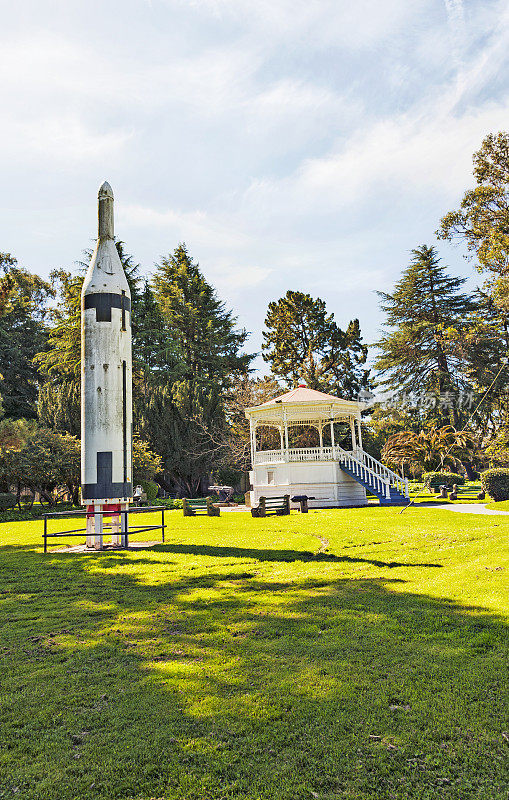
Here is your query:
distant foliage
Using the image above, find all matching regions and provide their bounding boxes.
[0,255,54,418]
[132,436,163,484]
[0,492,16,510]
[0,426,81,505]
[481,469,509,501]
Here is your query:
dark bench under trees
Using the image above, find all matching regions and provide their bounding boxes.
[183,497,220,517]
[251,494,290,518]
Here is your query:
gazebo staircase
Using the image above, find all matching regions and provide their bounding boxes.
[336,447,409,506]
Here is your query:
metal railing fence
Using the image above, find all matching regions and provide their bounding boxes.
[42,506,166,553]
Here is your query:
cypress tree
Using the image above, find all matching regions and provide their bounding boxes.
[262,289,370,398]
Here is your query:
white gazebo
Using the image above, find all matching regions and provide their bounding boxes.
[245,386,409,508]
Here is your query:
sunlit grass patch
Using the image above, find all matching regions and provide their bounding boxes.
[0,508,507,799]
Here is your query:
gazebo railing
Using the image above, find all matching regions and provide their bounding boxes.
[254,446,336,464]
[253,445,409,499]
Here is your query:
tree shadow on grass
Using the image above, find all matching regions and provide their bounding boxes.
[152,542,443,569]
[2,541,443,570]
[0,548,506,800]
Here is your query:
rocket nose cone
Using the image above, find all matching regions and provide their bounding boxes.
[98,181,114,199]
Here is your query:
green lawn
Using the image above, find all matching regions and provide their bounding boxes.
[486,500,509,512]
[1,507,508,799]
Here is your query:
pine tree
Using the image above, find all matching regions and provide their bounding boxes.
[374,245,475,425]
[261,290,370,398]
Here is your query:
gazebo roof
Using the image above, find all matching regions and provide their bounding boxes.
[245,385,362,424]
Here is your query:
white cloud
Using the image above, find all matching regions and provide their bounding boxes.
[444,0,467,65]
[0,115,132,163]
[179,0,432,50]
[120,204,252,250]
[1,0,508,352]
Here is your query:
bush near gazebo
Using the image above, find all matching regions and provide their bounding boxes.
[481,468,509,501]
[423,471,465,490]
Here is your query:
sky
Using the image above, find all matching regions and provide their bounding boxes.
[1,0,508,371]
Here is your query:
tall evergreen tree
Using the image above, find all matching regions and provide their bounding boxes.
[0,254,53,418]
[457,291,509,438]
[374,245,475,425]
[152,243,252,387]
[141,244,253,494]
[262,290,370,398]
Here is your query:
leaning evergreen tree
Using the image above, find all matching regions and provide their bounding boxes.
[375,245,475,427]
[437,131,509,308]
[144,243,253,495]
[37,242,141,436]
[262,290,370,398]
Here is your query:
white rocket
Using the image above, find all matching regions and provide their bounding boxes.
[81,182,133,547]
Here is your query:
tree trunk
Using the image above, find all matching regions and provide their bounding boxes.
[462,461,477,480]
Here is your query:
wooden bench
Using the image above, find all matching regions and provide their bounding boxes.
[183,497,220,517]
[251,494,290,518]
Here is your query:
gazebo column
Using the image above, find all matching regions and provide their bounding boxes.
[349,418,356,452]
[330,420,335,455]
[283,409,289,456]
[356,418,363,451]
[279,426,284,460]
[318,422,323,458]
[250,419,256,465]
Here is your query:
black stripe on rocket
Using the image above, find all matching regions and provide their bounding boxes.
[84,292,131,322]
[82,451,132,500]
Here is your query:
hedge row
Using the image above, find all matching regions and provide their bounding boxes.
[423,471,465,489]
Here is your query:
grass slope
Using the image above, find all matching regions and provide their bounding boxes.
[1,508,508,800]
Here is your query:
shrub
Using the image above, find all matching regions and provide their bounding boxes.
[423,471,465,490]
[168,498,183,509]
[140,480,159,502]
[0,492,17,510]
[481,469,509,501]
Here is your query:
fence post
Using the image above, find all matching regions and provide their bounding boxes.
[259,496,266,517]
[283,494,290,515]
[121,508,129,548]
[43,515,47,554]
[183,498,192,516]
[161,507,165,543]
